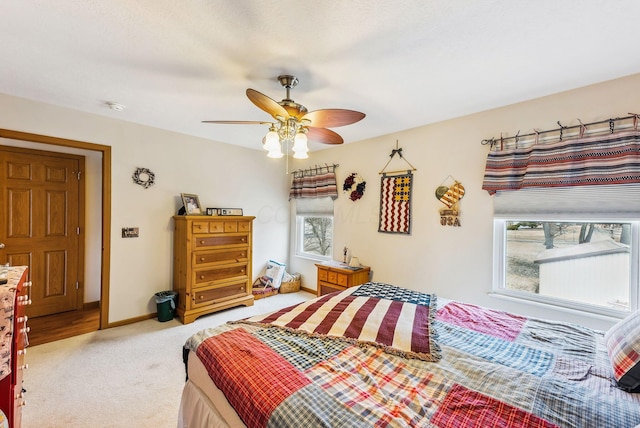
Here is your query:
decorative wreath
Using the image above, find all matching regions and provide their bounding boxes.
[343,172,366,201]
[132,167,155,189]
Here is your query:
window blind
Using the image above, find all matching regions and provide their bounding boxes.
[493,184,640,219]
[295,196,334,216]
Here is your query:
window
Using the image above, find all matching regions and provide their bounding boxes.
[294,197,334,261]
[495,219,639,316]
[296,215,333,259]
[491,185,640,317]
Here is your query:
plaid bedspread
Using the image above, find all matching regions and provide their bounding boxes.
[184,283,640,428]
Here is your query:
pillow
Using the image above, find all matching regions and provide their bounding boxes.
[261,260,286,289]
[604,309,640,392]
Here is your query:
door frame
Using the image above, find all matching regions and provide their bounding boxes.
[0,129,111,329]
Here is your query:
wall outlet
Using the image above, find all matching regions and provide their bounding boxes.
[122,227,139,238]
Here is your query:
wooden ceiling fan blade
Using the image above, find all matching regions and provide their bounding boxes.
[306,127,344,145]
[246,88,289,120]
[301,109,365,128]
[201,120,272,125]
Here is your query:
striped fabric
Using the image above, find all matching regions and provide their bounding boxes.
[604,309,640,391]
[379,172,412,234]
[238,284,440,361]
[482,130,640,194]
[288,170,338,199]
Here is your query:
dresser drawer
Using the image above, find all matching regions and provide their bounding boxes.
[319,281,345,295]
[192,234,249,250]
[192,220,252,235]
[192,280,248,308]
[193,248,249,267]
[193,262,248,286]
[192,221,224,234]
[325,270,348,286]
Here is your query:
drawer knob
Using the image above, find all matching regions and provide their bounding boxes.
[241,238,246,242]
[200,275,205,279]
[199,295,204,300]
[200,240,205,244]
[200,257,205,262]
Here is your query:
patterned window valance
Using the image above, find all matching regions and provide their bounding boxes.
[482,130,640,195]
[289,167,338,200]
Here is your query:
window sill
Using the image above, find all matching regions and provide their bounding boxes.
[294,253,331,263]
[488,291,626,324]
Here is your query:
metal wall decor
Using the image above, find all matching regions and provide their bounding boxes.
[436,176,465,227]
[132,167,155,189]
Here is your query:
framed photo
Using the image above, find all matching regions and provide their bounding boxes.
[206,208,219,216]
[181,193,203,215]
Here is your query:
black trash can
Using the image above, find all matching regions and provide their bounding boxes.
[154,290,178,322]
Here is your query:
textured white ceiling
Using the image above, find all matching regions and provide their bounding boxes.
[2,1,640,151]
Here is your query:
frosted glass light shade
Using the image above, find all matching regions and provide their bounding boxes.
[264,129,280,152]
[292,131,309,159]
[267,146,283,158]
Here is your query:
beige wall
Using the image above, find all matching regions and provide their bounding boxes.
[289,72,640,331]
[2,73,638,329]
[0,94,291,323]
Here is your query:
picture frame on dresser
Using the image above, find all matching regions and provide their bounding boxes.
[180,193,202,215]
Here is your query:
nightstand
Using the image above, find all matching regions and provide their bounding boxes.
[315,263,371,296]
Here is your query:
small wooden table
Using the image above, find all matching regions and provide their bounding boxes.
[315,263,371,296]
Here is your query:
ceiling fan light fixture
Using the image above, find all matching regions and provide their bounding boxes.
[202,74,365,166]
[264,126,280,151]
[292,130,309,159]
[266,141,284,158]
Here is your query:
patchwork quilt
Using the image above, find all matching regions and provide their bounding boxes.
[183,283,640,428]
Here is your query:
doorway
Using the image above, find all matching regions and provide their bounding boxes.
[0,129,112,342]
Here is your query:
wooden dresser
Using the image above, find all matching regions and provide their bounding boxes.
[0,266,31,428]
[315,263,371,296]
[173,216,255,324]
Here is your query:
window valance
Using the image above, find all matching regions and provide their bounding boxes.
[289,168,338,200]
[482,130,640,195]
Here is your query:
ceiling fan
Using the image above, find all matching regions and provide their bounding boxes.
[202,75,366,158]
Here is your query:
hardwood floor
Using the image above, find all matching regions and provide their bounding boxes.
[28,303,100,346]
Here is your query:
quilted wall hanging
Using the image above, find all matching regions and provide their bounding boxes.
[378,142,417,235]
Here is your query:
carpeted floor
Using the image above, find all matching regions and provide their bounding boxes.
[21,291,314,428]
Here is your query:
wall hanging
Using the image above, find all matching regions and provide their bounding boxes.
[378,141,417,235]
[132,167,155,189]
[343,172,366,201]
[436,176,465,227]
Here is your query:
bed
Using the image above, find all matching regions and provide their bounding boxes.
[178,282,640,428]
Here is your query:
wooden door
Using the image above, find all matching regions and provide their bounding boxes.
[0,146,84,318]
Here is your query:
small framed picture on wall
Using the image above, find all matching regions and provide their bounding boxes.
[181,193,203,215]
